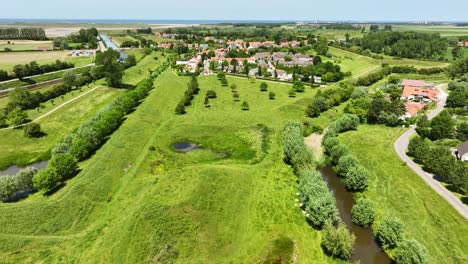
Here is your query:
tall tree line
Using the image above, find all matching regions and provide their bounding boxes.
[0,28,47,40]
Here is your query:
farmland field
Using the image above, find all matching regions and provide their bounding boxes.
[392,24,468,37]
[0,40,54,51]
[340,125,468,263]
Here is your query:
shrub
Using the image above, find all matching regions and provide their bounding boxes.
[306,104,321,118]
[23,122,42,138]
[323,136,339,154]
[299,170,338,227]
[321,222,355,260]
[344,165,369,192]
[49,153,78,180]
[260,82,268,91]
[288,88,296,97]
[175,102,186,115]
[241,101,249,110]
[394,239,429,264]
[269,91,276,100]
[329,114,360,133]
[32,167,62,193]
[14,167,37,192]
[206,90,217,98]
[351,199,375,227]
[377,215,405,249]
[330,144,349,163]
[293,80,305,92]
[0,176,17,201]
[282,122,315,172]
[337,155,359,177]
[7,107,28,127]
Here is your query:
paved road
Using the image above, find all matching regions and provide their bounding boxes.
[394,84,468,219]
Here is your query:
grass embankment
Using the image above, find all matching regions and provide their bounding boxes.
[0,52,163,169]
[0,72,339,263]
[339,125,468,263]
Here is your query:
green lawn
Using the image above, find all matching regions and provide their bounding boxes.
[0,72,338,263]
[0,51,93,72]
[339,125,468,263]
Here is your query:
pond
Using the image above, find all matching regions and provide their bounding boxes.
[0,160,49,176]
[320,166,390,264]
[172,142,202,153]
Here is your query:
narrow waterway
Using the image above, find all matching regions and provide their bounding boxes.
[319,166,390,264]
[0,160,48,176]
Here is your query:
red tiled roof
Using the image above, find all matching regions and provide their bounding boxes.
[405,102,425,117]
[402,86,439,101]
[402,79,430,87]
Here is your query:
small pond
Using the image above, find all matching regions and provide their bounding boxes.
[320,166,390,264]
[172,142,202,153]
[0,160,49,176]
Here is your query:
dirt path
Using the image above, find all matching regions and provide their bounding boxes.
[393,84,468,219]
[304,133,323,159]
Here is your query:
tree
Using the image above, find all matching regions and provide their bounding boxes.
[306,103,321,117]
[407,136,428,163]
[429,110,454,140]
[7,86,34,109]
[221,78,228,86]
[12,64,26,80]
[452,46,463,60]
[446,85,466,108]
[321,222,355,260]
[293,80,305,92]
[90,65,104,82]
[288,88,296,97]
[233,92,240,101]
[206,90,217,99]
[95,49,124,87]
[7,107,28,127]
[241,101,249,110]
[345,165,369,192]
[394,239,428,264]
[330,144,349,163]
[230,83,237,92]
[33,167,62,193]
[175,102,186,115]
[62,70,76,87]
[377,215,405,249]
[49,153,78,180]
[351,199,375,227]
[260,82,268,91]
[269,91,276,100]
[0,176,17,201]
[415,115,431,138]
[23,123,42,138]
[15,167,37,192]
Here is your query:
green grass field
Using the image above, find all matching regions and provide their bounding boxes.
[392,25,468,37]
[0,71,342,263]
[339,125,468,263]
[0,51,93,72]
[0,52,162,170]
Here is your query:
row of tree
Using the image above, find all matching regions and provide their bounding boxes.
[306,82,354,118]
[53,28,98,49]
[33,61,169,194]
[0,28,47,40]
[175,76,200,114]
[0,60,74,81]
[408,136,467,194]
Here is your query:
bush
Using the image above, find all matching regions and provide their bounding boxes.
[288,88,296,97]
[351,199,375,227]
[329,114,360,133]
[206,90,217,98]
[0,176,17,201]
[241,101,249,110]
[394,239,429,264]
[306,103,321,117]
[344,165,369,192]
[377,215,405,249]
[32,167,62,193]
[321,222,355,260]
[7,107,28,127]
[293,80,305,92]
[23,123,42,138]
[282,122,315,172]
[337,154,359,177]
[299,170,338,227]
[269,91,276,100]
[49,153,78,180]
[260,82,268,91]
[330,144,349,163]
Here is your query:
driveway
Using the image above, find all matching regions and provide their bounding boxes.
[393,84,468,218]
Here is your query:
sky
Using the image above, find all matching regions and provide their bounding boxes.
[1,0,467,22]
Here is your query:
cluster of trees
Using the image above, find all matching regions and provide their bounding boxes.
[277,60,346,84]
[120,40,140,48]
[345,88,405,127]
[54,28,98,49]
[377,215,428,263]
[0,60,74,81]
[32,62,169,194]
[136,28,153,34]
[359,31,448,60]
[356,66,391,86]
[446,81,468,109]
[175,76,200,114]
[0,28,47,40]
[323,116,369,192]
[321,222,355,260]
[390,65,445,75]
[415,110,461,141]
[282,121,315,173]
[94,49,136,87]
[0,167,37,201]
[447,57,468,79]
[408,136,467,194]
[306,82,354,118]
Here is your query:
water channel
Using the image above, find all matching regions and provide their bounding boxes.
[320,166,390,264]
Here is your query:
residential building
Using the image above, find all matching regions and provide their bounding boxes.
[404,101,426,118]
[401,79,434,88]
[456,141,468,161]
[401,86,439,103]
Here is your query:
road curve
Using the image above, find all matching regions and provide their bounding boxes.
[393,84,468,219]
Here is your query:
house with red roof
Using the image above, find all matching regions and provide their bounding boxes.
[403,101,426,119]
[401,85,439,103]
[401,79,433,88]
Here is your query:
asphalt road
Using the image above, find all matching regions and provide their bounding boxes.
[393,84,468,219]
